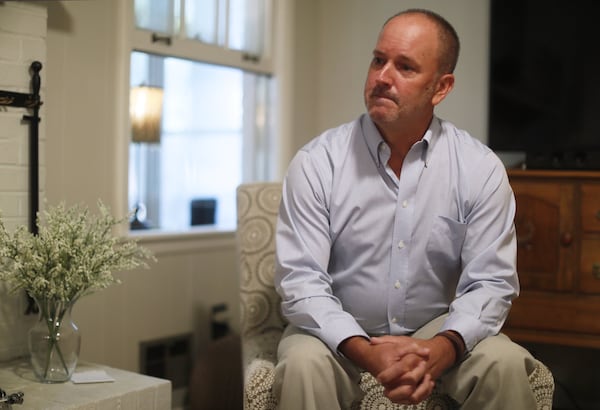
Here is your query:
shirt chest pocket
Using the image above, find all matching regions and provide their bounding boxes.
[425,216,467,275]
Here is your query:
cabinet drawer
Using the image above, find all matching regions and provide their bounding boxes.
[511,179,575,291]
[579,239,600,294]
[507,293,600,337]
[581,184,600,232]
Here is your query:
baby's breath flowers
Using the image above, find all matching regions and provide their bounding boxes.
[0,201,154,382]
[0,201,155,303]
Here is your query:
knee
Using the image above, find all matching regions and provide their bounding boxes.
[273,331,339,401]
[278,336,333,375]
[471,335,535,376]
[444,336,541,408]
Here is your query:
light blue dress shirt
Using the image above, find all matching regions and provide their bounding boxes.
[275,114,519,354]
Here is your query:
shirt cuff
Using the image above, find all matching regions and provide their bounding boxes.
[440,313,490,352]
[321,321,370,356]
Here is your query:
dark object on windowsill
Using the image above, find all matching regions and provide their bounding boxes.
[130,218,151,230]
[130,204,151,230]
[190,198,216,226]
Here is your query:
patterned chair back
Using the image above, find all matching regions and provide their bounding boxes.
[237,182,286,370]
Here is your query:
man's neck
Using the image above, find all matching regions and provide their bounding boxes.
[374,116,432,177]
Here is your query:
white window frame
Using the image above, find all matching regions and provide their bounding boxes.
[131,9,275,76]
[113,0,277,236]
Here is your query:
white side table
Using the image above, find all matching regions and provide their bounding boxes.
[0,359,171,409]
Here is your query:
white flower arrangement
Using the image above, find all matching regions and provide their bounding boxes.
[0,201,155,303]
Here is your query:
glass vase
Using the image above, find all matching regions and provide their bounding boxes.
[28,297,81,383]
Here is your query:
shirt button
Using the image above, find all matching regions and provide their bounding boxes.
[402,200,408,208]
[394,280,401,289]
[398,240,405,249]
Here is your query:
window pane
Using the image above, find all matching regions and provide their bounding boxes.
[161,58,243,230]
[129,52,273,232]
[134,0,176,34]
[134,0,271,57]
[130,52,151,86]
[184,0,218,43]
[228,0,265,54]
[162,59,242,133]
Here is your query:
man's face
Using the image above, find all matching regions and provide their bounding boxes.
[364,14,449,128]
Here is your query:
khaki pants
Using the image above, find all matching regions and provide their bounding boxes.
[273,315,539,410]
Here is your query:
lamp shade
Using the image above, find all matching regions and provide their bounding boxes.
[130,86,164,143]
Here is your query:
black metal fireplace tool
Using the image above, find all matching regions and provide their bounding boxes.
[0,60,43,321]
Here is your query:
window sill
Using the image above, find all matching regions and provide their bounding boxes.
[127,226,236,256]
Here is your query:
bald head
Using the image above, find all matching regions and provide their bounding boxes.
[383,9,460,75]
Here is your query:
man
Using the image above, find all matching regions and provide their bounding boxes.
[274,8,539,410]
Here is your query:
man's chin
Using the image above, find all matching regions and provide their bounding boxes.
[368,108,397,123]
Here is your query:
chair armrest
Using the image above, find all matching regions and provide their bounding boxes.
[241,330,282,370]
[244,358,277,410]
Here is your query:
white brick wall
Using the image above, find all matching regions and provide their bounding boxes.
[0,2,47,362]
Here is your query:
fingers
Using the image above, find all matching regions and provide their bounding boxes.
[377,356,426,387]
[376,354,435,405]
[380,362,435,405]
[368,336,435,404]
[370,337,430,359]
[409,373,435,403]
[386,373,435,405]
[370,335,396,344]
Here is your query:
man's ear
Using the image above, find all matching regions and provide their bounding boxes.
[432,73,455,106]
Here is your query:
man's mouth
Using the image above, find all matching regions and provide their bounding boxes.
[370,86,398,104]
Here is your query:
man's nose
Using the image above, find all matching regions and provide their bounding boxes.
[376,63,392,84]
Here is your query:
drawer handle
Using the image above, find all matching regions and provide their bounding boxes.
[560,232,573,247]
[516,219,534,245]
[593,263,600,279]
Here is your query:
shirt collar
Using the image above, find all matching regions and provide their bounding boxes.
[360,114,441,168]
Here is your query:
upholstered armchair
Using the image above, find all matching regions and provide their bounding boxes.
[236,182,555,410]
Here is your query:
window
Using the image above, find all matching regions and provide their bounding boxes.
[129,0,275,232]
[134,0,270,53]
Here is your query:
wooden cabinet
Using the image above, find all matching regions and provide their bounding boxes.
[504,169,600,348]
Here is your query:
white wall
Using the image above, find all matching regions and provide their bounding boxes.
[45,0,122,209]
[273,0,320,176]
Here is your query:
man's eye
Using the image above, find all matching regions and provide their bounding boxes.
[372,57,385,66]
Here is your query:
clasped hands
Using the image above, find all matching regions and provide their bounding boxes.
[340,334,456,405]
